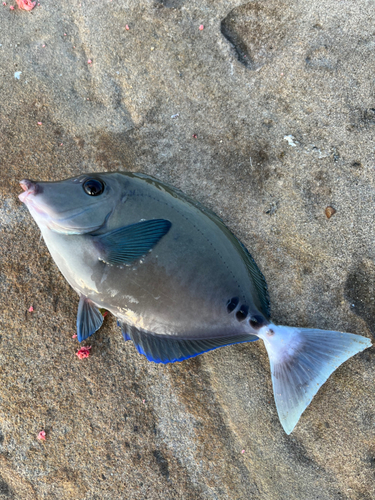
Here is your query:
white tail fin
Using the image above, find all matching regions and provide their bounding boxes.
[257,324,372,434]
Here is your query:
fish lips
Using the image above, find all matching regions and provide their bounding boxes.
[19,179,110,235]
[19,179,41,201]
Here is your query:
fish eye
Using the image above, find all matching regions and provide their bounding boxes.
[83,179,105,196]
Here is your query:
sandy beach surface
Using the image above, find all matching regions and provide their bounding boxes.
[0,1,374,498]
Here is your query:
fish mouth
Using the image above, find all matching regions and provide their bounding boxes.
[19,179,49,219]
[19,179,42,203]
[19,179,109,235]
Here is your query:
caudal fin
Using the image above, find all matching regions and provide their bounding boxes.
[257,324,372,434]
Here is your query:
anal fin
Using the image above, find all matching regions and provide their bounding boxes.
[120,323,258,364]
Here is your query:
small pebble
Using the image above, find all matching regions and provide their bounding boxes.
[325,206,336,219]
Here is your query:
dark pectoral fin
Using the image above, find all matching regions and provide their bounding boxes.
[120,323,258,364]
[94,219,172,265]
[77,295,104,342]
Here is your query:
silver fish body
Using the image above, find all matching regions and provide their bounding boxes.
[21,172,267,339]
[19,171,372,434]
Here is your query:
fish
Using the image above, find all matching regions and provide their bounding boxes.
[18,171,372,434]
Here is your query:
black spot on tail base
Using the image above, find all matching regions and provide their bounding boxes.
[227,297,239,313]
[236,304,249,322]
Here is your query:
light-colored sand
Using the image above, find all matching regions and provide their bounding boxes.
[0,1,374,498]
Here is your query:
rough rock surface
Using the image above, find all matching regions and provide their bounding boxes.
[1,0,375,498]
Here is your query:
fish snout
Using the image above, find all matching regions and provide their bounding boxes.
[19,179,41,203]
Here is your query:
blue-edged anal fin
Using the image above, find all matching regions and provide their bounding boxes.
[77,294,104,342]
[257,324,372,434]
[93,219,171,266]
[120,322,258,363]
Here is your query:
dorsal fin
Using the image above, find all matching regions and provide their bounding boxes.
[236,240,270,318]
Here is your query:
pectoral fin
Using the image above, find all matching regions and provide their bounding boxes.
[77,295,104,342]
[93,219,172,266]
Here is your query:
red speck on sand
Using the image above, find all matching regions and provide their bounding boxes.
[37,122,42,125]
[42,44,45,47]
[192,134,197,139]
[37,430,46,440]
[125,24,129,30]
[72,334,77,339]
[76,346,91,359]
[241,449,245,454]
[199,24,204,30]
[16,0,36,10]
[9,5,14,8]
[3,3,6,6]
[87,59,92,64]
[28,306,34,312]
